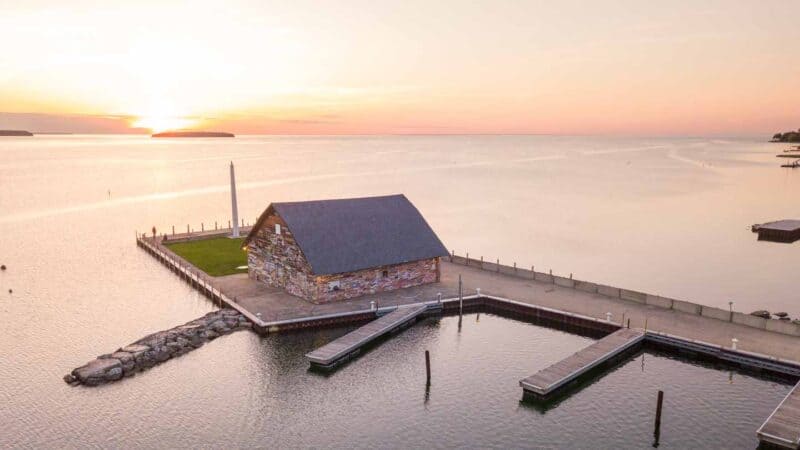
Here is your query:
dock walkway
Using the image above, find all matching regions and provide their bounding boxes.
[758,382,800,449]
[520,328,645,398]
[306,304,431,370]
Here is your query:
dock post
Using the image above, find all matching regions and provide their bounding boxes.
[425,350,431,385]
[627,318,630,328]
[654,390,664,446]
[476,288,481,296]
[458,274,463,316]
[731,338,738,350]
[606,312,613,322]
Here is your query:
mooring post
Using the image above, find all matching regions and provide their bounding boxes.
[731,338,738,350]
[458,274,463,317]
[627,318,631,328]
[476,288,481,296]
[172,225,175,236]
[654,390,664,445]
[437,292,442,304]
[201,222,204,232]
[425,350,431,385]
[606,312,613,322]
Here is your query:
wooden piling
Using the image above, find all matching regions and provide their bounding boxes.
[425,350,431,384]
[654,390,664,445]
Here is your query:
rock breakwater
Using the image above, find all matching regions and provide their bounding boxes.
[64,309,251,386]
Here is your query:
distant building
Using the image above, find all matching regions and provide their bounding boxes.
[244,194,448,303]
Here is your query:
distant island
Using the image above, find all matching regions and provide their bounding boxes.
[0,130,33,136]
[771,129,800,143]
[152,131,235,138]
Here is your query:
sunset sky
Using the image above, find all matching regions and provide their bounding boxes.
[1,0,798,135]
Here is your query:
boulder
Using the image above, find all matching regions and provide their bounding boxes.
[775,312,789,318]
[165,341,183,354]
[72,358,122,386]
[63,374,78,384]
[211,321,231,334]
[122,344,150,355]
[154,346,171,362]
[202,329,220,340]
[750,310,771,319]
[189,334,206,347]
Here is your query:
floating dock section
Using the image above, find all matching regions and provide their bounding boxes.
[754,220,800,243]
[306,304,432,370]
[758,382,800,449]
[519,328,645,399]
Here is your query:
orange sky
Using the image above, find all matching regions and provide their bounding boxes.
[1,0,798,135]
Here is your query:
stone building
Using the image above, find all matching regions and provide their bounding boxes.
[243,194,449,303]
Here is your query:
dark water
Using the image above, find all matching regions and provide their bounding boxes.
[1,135,797,448]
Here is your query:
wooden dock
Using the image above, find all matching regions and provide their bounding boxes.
[519,328,645,398]
[758,381,800,449]
[306,304,432,370]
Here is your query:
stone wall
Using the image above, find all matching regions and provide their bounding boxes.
[247,210,440,303]
[247,212,318,300]
[313,258,440,303]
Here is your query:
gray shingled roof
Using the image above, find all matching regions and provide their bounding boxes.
[250,194,448,275]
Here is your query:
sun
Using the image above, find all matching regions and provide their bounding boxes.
[132,115,196,133]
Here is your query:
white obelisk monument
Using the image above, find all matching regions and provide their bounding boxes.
[230,161,240,238]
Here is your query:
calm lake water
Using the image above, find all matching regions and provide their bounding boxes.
[0,135,797,448]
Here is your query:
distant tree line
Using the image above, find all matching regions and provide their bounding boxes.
[772,129,800,142]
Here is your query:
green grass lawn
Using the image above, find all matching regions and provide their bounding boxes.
[165,237,248,276]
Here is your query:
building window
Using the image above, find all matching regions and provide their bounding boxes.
[382,270,389,278]
[328,280,341,292]
[275,224,281,235]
